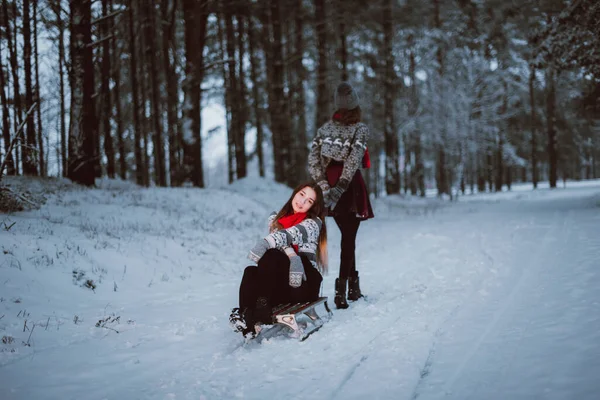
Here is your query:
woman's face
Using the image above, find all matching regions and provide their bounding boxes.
[291,186,317,214]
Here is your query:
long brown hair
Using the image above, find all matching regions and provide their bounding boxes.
[269,181,328,274]
[332,106,362,125]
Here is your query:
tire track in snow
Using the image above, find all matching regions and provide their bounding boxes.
[424,210,568,397]
[410,305,461,399]
[329,285,443,399]
[329,295,408,399]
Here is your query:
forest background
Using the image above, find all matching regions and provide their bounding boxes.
[0,0,599,199]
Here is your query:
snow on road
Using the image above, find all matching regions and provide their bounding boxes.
[1,178,599,400]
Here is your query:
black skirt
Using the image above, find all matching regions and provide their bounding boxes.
[326,162,374,220]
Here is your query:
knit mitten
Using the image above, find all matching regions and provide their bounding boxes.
[248,239,270,263]
[317,180,331,195]
[327,178,350,209]
[289,255,306,288]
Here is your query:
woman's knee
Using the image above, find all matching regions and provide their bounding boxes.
[242,266,258,280]
[258,248,289,267]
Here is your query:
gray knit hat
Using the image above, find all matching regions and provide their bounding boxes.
[334,82,360,110]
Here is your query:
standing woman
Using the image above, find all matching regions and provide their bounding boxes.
[308,82,374,309]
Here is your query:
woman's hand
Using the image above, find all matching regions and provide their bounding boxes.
[248,239,270,263]
[326,178,349,209]
[289,255,306,288]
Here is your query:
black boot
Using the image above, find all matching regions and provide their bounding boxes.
[347,272,363,301]
[229,307,246,333]
[254,296,273,324]
[334,278,349,309]
[241,307,257,338]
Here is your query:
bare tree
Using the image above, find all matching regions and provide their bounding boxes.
[68,0,97,186]
[546,65,558,188]
[290,0,308,185]
[50,1,68,177]
[162,0,181,186]
[433,0,449,196]
[100,0,116,179]
[246,7,265,177]
[110,0,126,179]
[529,64,538,188]
[0,39,14,175]
[224,3,246,181]
[383,0,399,194]
[314,0,329,130]
[141,0,166,186]
[3,0,22,148]
[23,0,38,175]
[182,0,209,187]
[127,2,144,185]
[33,0,44,176]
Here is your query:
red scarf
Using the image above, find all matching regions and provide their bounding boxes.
[278,212,307,253]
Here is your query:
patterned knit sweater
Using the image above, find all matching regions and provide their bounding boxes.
[265,212,322,269]
[308,121,369,188]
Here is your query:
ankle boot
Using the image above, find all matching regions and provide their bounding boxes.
[254,296,272,324]
[334,278,349,309]
[347,272,363,301]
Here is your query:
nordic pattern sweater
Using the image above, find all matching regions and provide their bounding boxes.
[308,121,369,188]
[266,212,322,269]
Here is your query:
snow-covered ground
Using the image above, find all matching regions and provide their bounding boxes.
[1,177,599,400]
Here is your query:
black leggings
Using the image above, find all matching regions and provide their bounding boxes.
[239,249,323,310]
[333,213,361,280]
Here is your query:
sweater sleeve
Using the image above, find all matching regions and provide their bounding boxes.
[340,124,369,184]
[308,128,329,188]
[267,211,277,233]
[264,217,322,250]
[267,211,295,256]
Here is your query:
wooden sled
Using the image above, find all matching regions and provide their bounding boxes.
[259,297,333,341]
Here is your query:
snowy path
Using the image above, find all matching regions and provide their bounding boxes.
[1,181,599,399]
[411,193,600,400]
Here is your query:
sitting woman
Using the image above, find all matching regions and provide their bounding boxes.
[230,181,328,338]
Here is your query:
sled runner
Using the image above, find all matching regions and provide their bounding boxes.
[261,297,333,341]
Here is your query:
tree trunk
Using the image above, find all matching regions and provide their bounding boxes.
[408,34,422,196]
[3,0,22,137]
[68,0,96,186]
[247,11,265,177]
[486,148,493,191]
[162,0,180,186]
[273,0,291,184]
[546,66,558,188]
[433,0,448,196]
[314,0,329,129]
[216,8,234,184]
[33,1,44,176]
[530,64,537,188]
[23,0,38,175]
[142,0,166,186]
[236,12,248,179]
[52,2,68,177]
[136,0,150,186]
[110,0,126,180]
[264,0,290,184]
[383,0,399,194]
[101,0,116,179]
[225,7,245,181]
[182,0,208,187]
[0,41,14,175]
[292,0,308,185]
[128,3,144,185]
[495,81,507,192]
[11,1,20,173]
[337,1,348,81]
